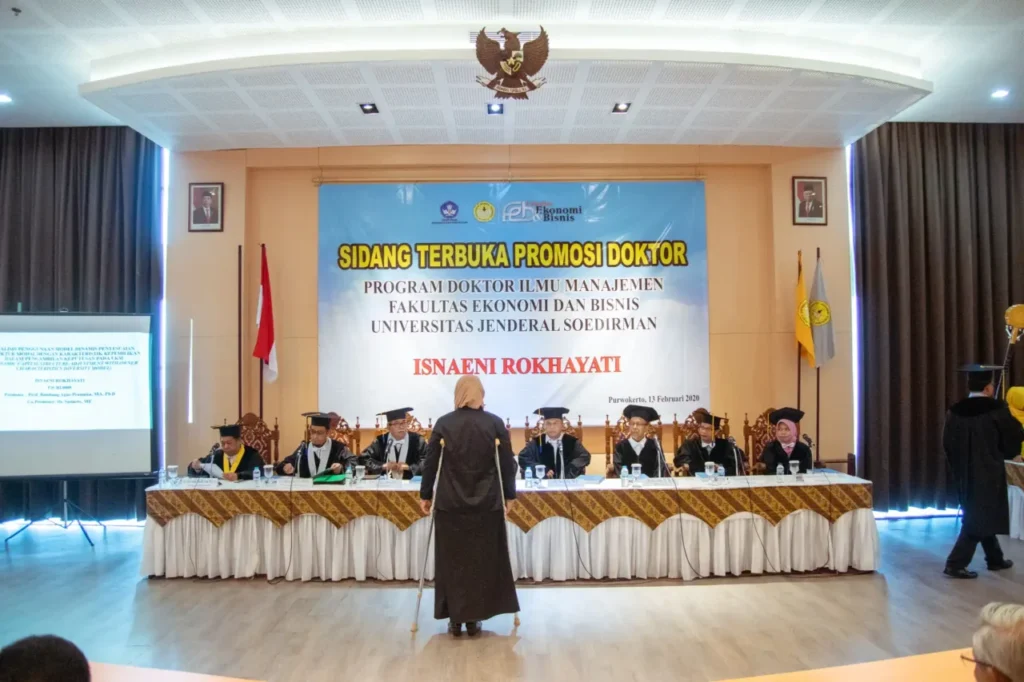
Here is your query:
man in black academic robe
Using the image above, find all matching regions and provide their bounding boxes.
[943,365,1024,579]
[759,408,813,475]
[188,424,264,481]
[359,407,427,480]
[274,413,353,478]
[518,407,591,479]
[675,408,743,476]
[611,405,670,478]
[419,377,518,637]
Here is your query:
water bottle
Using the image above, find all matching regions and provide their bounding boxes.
[621,466,629,487]
[776,463,784,482]
[525,467,534,489]
[345,463,354,486]
[253,467,261,485]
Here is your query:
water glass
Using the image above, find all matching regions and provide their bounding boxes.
[263,464,274,486]
[631,463,642,483]
[704,461,716,478]
[166,465,178,486]
[789,460,800,476]
[355,465,366,484]
[535,464,546,485]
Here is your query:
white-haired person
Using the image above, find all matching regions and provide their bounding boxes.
[965,602,1024,681]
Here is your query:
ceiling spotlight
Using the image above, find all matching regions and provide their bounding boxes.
[0,94,12,104]
[359,102,378,114]
[612,102,631,113]
[991,88,1010,99]
[487,102,503,115]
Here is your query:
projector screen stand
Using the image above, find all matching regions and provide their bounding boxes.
[4,481,104,547]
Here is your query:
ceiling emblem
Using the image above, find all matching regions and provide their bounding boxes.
[475,27,550,100]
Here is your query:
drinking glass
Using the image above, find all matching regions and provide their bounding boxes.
[166,465,178,486]
[789,461,800,476]
[704,461,716,478]
[355,465,366,484]
[631,463,642,483]
[535,464,546,487]
[263,464,274,486]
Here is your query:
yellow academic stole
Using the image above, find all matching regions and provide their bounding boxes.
[221,449,243,474]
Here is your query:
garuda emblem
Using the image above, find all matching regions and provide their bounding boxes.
[475,26,549,100]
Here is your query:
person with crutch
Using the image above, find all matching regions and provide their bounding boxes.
[416,375,519,637]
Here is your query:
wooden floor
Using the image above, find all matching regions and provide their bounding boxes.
[0,518,1020,682]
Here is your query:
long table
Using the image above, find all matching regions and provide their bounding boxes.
[1009,461,1024,541]
[142,474,879,582]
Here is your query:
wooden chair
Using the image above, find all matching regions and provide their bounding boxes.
[237,412,280,465]
[524,414,583,448]
[743,408,775,475]
[669,411,733,476]
[306,412,361,453]
[604,414,664,476]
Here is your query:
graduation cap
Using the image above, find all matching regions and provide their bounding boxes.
[534,407,570,420]
[378,407,413,423]
[301,411,332,428]
[211,423,241,439]
[769,407,805,425]
[692,408,723,430]
[623,404,660,423]
[958,363,1003,389]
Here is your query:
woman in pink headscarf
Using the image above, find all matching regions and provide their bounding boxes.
[760,407,813,475]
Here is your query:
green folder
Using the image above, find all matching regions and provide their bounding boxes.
[313,473,348,485]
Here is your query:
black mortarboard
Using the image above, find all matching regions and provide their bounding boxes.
[623,404,660,423]
[302,412,331,428]
[212,423,241,438]
[958,364,1003,390]
[534,407,570,420]
[378,407,413,423]
[692,408,723,430]
[769,407,805,425]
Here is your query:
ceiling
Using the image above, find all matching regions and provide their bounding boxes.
[0,0,1021,150]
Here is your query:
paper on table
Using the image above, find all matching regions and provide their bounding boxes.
[199,462,224,479]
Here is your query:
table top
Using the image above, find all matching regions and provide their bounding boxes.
[91,662,262,682]
[718,649,972,682]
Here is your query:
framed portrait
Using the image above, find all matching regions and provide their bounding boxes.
[188,182,224,232]
[792,176,827,226]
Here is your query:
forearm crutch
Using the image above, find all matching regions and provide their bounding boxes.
[493,438,520,628]
[411,439,444,633]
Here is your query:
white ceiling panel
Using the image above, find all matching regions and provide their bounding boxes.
[273,0,349,23]
[588,0,657,21]
[192,0,274,23]
[113,0,203,25]
[511,0,578,20]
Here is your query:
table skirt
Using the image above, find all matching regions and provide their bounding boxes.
[142,509,879,582]
[1010,485,1024,541]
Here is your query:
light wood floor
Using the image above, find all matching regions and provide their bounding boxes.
[0,518,1021,682]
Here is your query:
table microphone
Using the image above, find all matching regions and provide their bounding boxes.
[557,440,565,479]
[727,436,741,477]
[653,436,669,478]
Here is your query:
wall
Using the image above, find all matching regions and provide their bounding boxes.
[166,145,852,471]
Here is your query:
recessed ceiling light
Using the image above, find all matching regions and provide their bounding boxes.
[487,102,503,115]
[612,102,631,113]
[359,102,378,114]
[991,89,1010,99]
[0,94,12,105]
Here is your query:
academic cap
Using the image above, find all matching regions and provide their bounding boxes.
[212,423,241,438]
[692,408,723,430]
[769,407,805,425]
[378,407,413,423]
[535,407,570,420]
[623,404,660,423]
[957,363,1004,385]
[301,412,332,428]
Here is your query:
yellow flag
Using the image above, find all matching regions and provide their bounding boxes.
[795,251,815,367]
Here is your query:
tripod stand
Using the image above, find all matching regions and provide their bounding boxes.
[4,480,104,547]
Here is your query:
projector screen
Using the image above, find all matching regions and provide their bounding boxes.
[0,314,155,478]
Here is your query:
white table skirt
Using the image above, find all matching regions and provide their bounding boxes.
[1010,486,1024,541]
[142,509,879,582]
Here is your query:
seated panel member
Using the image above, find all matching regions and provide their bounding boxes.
[275,413,353,478]
[611,405,669,478]
[760,407,813,475]
[360,407,427,480]
[518,407,591,479]
[674,408,742,476]
[188,424,264,481]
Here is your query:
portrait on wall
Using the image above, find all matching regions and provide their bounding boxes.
[792,177,827,226]
[188,182,224,232]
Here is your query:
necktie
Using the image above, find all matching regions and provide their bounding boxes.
[205,207,210,219]
[393,443,402,462]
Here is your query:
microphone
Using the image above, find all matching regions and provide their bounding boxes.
[653,435,668,478]
[557,440,565,479]
[727,436,741,477]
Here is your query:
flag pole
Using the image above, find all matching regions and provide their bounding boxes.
[796,251,802,409]
[814,247,821,466]
[237,245,243,419]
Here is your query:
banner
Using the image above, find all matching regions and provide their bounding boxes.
[318,182,709,425]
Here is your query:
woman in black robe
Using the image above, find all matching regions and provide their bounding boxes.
[759,408,812,475]
[419,376,519,636]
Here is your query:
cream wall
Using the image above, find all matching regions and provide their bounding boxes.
[166,145,852,469]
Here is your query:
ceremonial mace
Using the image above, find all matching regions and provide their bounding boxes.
[995,304,1024,399]
[493,437,521,628]
[412,438,444,633]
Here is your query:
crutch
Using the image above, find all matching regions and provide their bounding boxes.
[493,437,521,628]
[411,439,444,633]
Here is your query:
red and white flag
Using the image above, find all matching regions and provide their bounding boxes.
[253,245,278,383]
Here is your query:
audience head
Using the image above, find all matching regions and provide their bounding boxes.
[535,407,570,440]
[960,365,1000,397]
[213,424,242,455]
[0,635,90,682]
[971,602,1024,682]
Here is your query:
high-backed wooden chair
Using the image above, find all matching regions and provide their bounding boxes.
[604,414,664,476]
[306,412,361,453]
[743,408,775,474]
[374,414,432,443]
[237,412,280,465]
[524,414,583,448]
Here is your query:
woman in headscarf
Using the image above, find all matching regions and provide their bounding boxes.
[1007,387,1024,459]
[419,376,519,637]
[760,407,813,475]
